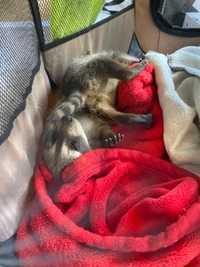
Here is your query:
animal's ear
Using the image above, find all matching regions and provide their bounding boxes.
[43,128,58,150]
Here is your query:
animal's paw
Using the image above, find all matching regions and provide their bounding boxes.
[105,133,124,146]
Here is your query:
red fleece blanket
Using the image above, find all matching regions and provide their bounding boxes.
[16,150,200,267]
[16,64,200,266]
[113,63,165,157]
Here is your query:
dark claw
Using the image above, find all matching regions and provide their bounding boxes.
[117,133,124,142]
[108,138,115,146]
[104,133,124,147]
[105,139,109,144]
[114,135,118,142]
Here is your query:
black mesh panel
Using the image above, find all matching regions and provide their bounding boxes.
[151,0,200,36]
[31,0,134,51]
[0,0,40,144]
[35,0,106,46]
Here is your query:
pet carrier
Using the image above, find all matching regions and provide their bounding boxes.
[1,0,200,266]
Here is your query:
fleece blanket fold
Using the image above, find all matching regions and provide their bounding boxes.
[16,62,200,266]
[16,149,200,266]
[113,63,165,158]
[146,47,200,176]
[168,46,200,78]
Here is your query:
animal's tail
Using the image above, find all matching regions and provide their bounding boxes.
[47,92,85,125]
[43,92,85,149]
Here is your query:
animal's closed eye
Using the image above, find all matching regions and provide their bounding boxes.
[69,141,79,151]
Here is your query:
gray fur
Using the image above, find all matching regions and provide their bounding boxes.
[42,51,153,179]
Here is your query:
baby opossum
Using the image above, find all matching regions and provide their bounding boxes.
[42,51,153,179]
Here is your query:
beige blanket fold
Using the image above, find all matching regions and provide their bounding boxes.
[168,46,200,78]
[146,47,200,176]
